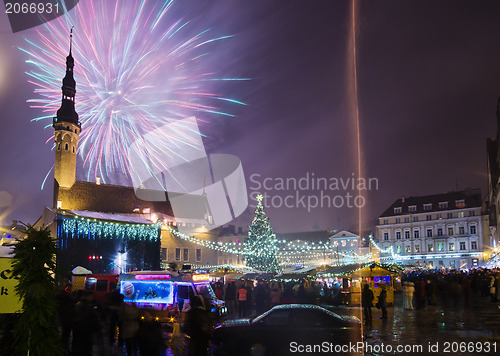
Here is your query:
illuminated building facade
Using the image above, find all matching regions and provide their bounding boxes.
[376,189,488,269]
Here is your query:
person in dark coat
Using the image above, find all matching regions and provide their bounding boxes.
[254,282,268,315]
[56,284,74,352]
[138,312,164,356]
[362,284,374,324]
[186,295,212,356]
[71,291,101,356]
[378,285,388,320]
[224,281,237,317]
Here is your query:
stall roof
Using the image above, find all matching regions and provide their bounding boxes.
[317,262,401,278]
[240,272,275,280]
[273,273,310,280]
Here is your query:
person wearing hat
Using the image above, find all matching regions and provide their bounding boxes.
[378,284,388,319]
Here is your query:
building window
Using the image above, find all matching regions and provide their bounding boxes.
[161,248,167,261]
[404,217,410,223]
[183,248,189,261]
[439,202,448,209]
[438,243,444,251]
[404,230,410,239]
[413,216,418,222]
[383,219,388,224]
[448,227,454,236]
[383,232,389,241]
[426,229,432,238]
[436,213,442,219]
[455,199,465,208]
[396,232,401,240]
[469,210,475,217]
[57,143,61,150]
[424,203,432,211]
[459,226,465,235]
[394,207,402,214]
[405,246,411,253]
[414,230,420,238]
[224,259,227,264]
[428,244,434,252]
[458,212,464,218]
[196,249,202,262]
[395,218,401,223]
[415,245,420,253]
[396,246,401,253]
[65,143,69,151]
[426,215,432,221]
[460,242,466,251]
[437,228,443,237]
[229,258,232,264]
[447,212,453,219]
[72,146,75,153]
[342,240,346,246]
[470,225,476,234]
[219,251,223,256]
[175,248,180,261]
[449,243,454,251]
[409,205,416,212]
[471,241,477,250]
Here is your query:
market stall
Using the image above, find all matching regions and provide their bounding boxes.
[316,262,401,305]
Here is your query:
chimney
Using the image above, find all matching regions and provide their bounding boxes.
[402,196,405,203]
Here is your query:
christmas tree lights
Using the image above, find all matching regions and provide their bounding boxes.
[243,194,280,273]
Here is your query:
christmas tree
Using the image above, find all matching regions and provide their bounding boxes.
[244,194,280,273]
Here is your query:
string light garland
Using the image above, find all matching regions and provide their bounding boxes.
[60,216,161,241]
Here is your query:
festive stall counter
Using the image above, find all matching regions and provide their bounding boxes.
[316,262,401,306]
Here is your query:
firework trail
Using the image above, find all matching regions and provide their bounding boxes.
[21,0,246,184]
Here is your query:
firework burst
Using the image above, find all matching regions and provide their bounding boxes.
[22,0,246,184]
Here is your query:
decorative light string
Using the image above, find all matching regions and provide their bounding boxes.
[60,216,161,241]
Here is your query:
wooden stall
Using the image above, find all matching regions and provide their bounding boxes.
[316,262,401,306]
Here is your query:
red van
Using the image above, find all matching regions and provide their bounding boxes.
[84,274,119,305]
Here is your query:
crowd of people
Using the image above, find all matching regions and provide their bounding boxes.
[400,268,500,309]
[5,267,495,355]
[211,279,324,319]
[55,288,164,356]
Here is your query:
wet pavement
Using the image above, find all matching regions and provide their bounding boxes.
[328,292,500,355]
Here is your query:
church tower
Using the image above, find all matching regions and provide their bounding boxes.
[53,29,81,191]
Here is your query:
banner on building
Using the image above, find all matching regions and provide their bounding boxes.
[0,258,22,313]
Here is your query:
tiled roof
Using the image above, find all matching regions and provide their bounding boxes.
[57,180,208,219]
[379,189,482,218]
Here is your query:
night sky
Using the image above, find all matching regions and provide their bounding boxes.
[1,0,500,233]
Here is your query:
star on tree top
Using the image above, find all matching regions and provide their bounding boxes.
[256,194,263,203]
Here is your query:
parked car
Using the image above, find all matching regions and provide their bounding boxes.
[212,304,361,356]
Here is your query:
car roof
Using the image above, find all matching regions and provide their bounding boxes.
[265,304,361,324]
[272,304,327,310]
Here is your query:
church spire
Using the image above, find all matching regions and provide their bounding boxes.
[53,28,81,192]
[54,27,79,126]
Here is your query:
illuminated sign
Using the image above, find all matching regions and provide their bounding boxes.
[135,274,171,280]
[120,280,173,304]
[192,274,210,281]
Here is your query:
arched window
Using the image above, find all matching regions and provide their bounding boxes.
[65,143,68,151]
[74,129,77,133]
[57,143,61,150]
[72,146,75,153]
